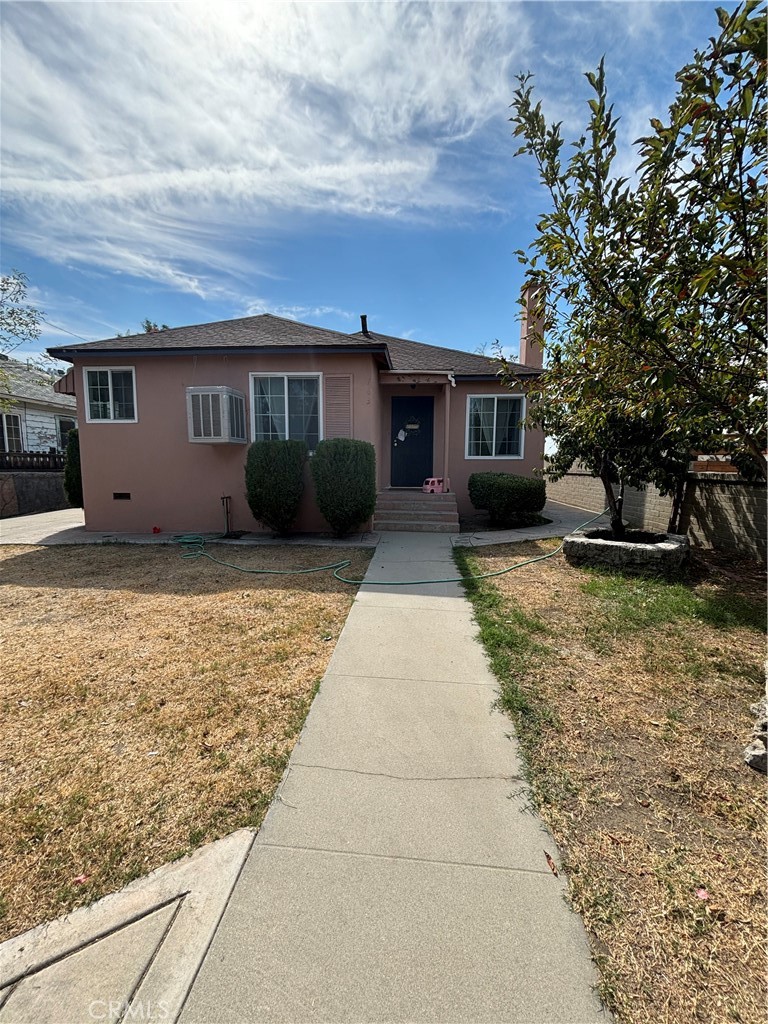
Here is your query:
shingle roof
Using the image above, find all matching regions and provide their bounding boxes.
[47,314,388,358]
[351,330,536,377]
[0,357,77,412]
[47,313,540,377]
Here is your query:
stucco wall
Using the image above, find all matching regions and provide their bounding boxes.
[72,353,545,534]
[546,468,766,562]
[73,352,381,534]
[378,380,544,517]
[446,381,545,517]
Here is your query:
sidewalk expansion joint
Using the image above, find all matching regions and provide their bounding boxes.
[351,602,474,613]
[320,672,497,688]
[117,895,187,1024]
[288,762,524,783]
[256,841,554,878]
[175,830,257,1022]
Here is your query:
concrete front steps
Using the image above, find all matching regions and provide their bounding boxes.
[373,490,460,533]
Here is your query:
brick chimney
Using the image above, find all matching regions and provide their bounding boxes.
[519,282,545,369]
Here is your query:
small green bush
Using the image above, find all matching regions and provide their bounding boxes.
[245,440,307,534]
[468,472,546,527]
[63,428,83,508]
[310,439,376,537]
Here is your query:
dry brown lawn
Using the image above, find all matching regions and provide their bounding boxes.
[456,540,766,1024]
[0,542,372,941]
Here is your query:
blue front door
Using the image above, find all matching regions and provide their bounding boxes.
[391,396,434,486]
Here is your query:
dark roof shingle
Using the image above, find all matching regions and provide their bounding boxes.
[352,330,534,376]
[47,313,540,376]
[48,314,384,356]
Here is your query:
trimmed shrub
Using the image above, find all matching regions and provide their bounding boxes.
[63,428,83,508]
[310,439,376,537]
[245,439,307,535]
[468,472,546,527]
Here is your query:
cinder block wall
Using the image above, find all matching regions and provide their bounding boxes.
[546,471,606,515]
[547,468,766,562]
[684,475,766,560]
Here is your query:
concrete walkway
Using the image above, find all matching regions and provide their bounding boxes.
[1,517,609,1023]
[180,532,606,1023]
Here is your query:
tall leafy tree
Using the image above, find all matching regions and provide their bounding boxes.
[508,1,766,536]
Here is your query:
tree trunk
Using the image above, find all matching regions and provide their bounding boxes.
[745,435,768,481]
[599,457,625,539]
[667,475,688,534]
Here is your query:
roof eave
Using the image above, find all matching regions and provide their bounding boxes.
[379,369,461,378]
[47,344,393,367]
[453,369,541,381]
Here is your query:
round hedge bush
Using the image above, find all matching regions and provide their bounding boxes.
[245,439,307,535]
[468,472,546,527]
[310,438,376,537]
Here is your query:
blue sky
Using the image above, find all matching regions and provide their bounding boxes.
[1,1,732,365]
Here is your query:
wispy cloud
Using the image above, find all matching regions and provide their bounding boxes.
[2,1,533,297]
[242,298,356,323]
[1,0,720,327]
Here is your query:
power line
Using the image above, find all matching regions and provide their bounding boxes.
[40,316,91,343]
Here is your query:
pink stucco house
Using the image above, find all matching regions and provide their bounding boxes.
[49,302,544,534]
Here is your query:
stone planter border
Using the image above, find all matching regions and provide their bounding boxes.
[562,530,690,574]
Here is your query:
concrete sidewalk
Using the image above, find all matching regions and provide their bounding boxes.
[0,500,603,550]
[181,532,606,1023]
[1,522,609,1023]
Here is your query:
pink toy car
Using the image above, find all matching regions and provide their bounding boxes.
[422,477,449,493]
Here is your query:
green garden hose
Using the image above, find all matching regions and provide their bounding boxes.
[175,508,608,587]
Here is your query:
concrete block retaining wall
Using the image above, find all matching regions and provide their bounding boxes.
[547,469,766,563]
[0,472,72,518]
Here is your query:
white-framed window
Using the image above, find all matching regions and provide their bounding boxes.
[84,367,137,422]
[465,394,525,459]
[186,387,247,444]
[250,373,322,452]
[56,416,77,450]
[0,413,23,453]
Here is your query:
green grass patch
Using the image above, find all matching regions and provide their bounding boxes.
[581,571,765,636]
[453,541,766,1024]
[453,546,558,755]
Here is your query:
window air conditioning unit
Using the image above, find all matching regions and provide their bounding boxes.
[186,387,247,444]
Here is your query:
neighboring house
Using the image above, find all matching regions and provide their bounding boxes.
[0,355,78,454]
[47,296,545,534]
